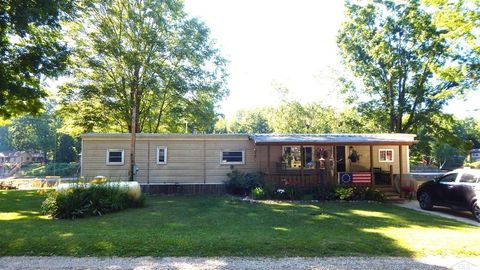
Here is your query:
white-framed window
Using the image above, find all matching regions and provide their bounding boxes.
[379,149,394,162]
[220,150,245,165]
[282,145,315,169]
[106,149,124,165]
[157,146,168,165]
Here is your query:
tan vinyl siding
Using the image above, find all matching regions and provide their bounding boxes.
[81,135,255,184]
[82,140,131,180]
[345,145,410,174]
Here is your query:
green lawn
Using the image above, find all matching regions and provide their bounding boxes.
[1,190,479,257]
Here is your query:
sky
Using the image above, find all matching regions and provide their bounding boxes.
[183,0,480,120]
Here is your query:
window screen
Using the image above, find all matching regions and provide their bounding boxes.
[221,151,244,164]
[107,150,124,164]
[379,149,394,162]
[157,147,167,164]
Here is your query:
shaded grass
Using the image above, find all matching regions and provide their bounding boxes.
[0,190,479,257]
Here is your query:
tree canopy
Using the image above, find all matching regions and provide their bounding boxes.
[0,0,75,118]
[337,0,466,133]
[424,0,480,88]
[59,0,227,134]
[215,101,382,134]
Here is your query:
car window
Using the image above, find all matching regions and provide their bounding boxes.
[439,173,457,183]
[459,173,477,184]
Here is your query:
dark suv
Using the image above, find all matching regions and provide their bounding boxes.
[417,168,480,222]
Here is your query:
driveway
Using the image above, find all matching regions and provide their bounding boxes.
[1,256,480,270]
[394,200,479,226]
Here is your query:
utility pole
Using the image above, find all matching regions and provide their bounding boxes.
[130,89,137,182]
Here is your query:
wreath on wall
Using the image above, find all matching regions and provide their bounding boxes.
[348,149,361,163]
[315,148,329,159]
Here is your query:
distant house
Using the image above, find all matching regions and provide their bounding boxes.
[470,149,480,162]
[0,151,45,165]
[81,133,417,192]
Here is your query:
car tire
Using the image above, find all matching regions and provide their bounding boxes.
[418,191,433,210]
[472,201,480,223]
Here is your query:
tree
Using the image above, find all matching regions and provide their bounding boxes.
[229,109,272,134]
[7,109,59,161]
[337,0,464,133]
[0,0,75,118]
[217,101,380,134]
[55,134,78,163]
[59,0,227,181]
[424,0,480,88]
[59,0,227,134]
[432,142,464,169]
[0,125,11,151]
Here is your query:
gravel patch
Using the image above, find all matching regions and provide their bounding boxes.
[1,256,479,270]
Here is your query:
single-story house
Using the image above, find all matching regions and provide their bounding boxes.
[0,151,45,165]
[81,133,416,192]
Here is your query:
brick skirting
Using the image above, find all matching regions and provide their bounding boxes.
[141,184,226,195]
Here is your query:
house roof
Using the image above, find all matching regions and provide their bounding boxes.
[0,151,43,158]
[0,151,27,158]
[250,133,417,145]
[80,133,250,141]
[81,133,417,145]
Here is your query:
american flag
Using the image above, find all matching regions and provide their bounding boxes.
[339,172,372,185]
[352,172,372,183]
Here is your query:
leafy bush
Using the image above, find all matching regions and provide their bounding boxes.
[22,162,79,177]
[41,183,145,219]
[251,187,266,200]
[225,170,265,195]
[335,187,354,200]
[2,162,13,171]
[353,186,385,202]
[285,185,300,200]
[464,161,480,169]
[316,186,337,200]
[334,186,385,201]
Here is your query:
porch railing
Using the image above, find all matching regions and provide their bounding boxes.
[264,172,319,188]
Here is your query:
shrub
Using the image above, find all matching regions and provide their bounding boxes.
[316,186,337,200]
[333,186,385,202]
[225,169,265,195]
[285,185,300,200]
[464,161,480,169]
[41,183,145,219]
[355,186,385,202]
[251,187,266,200]
[22,163,79,177]
[335,187,354,200]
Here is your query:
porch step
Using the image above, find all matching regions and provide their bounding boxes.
[375,185,404,203]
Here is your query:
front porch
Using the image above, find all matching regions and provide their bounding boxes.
[250,134,416,190]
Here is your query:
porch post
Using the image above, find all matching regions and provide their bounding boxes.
[399,144,403,184]
[333,145,337,185]
[267,144,271,175]
[300,145,305,185]
[370,144,373,187]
